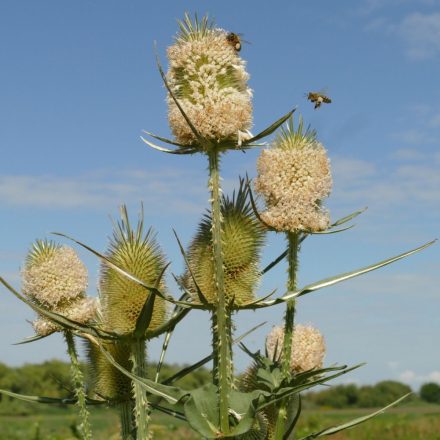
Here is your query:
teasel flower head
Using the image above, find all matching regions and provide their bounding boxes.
[22,240,88,308]
[166,13,253,148]
[86,338,132,401]
[185,180,265,306]
[99,206,168,336]
[22,240,97,336]
[32,297,99,336]
[254,116,332,232]
[265,324,326,373]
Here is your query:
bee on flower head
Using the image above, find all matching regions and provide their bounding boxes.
[307,90,332,109]
[226,32,249,52]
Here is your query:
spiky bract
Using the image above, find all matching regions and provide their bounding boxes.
[255,116,332,232]
[99,206,168,335]
[185,184,265,306]
[167,13,253,147]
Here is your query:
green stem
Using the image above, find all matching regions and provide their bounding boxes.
[130,338,150,440]
[120,401,135,440]
[208,150,231,435]
[64,331,92,440]
[274,232,299,440]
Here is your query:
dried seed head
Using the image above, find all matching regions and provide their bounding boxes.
[167,14,252,146]
[266,324,326,373]
[22,241,88,307]
[255,117,332,232]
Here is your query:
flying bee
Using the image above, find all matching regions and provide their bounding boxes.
[307,91,332,109]
[226,32,249,52]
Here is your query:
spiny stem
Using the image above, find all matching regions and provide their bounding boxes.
[130,338,151,439]
[274,232,299,440]
[208,149,231,435]
[120,401,135,440]
[64,331,92,440]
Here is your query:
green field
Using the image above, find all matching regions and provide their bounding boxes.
[0,404,439,439]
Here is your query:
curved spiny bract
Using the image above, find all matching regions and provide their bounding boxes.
[99,206,168,336]
[185,183,265,307]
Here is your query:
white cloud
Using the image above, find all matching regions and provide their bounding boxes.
[0,168,207,213]
[398,12,440,59]
[399,369,440,385]
[332,152,440,212]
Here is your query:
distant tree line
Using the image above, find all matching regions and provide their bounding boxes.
[306,380,440,408]
[0,360,210,415]
[1,361,439,415]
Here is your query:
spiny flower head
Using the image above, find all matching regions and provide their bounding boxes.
[167,13,253,147]
[254,116,332,232]
[22,240,88,308]
[265,324,326,373]
[86,339,132,401]
[185,181,265,306]
[99,206,168,335]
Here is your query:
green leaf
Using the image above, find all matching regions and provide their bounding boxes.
[284,394,302,440]
[163,322,266,385]
[183,385,260,438]
[140,135,197,155]
[133,262,170,339]
[253,240,437,308]
[13,334,50,345]
[242,108,296,145]
[149,402,187,421]
[298,393,411,439]
[257,364,364,412]
[173,229,210,305]
[155,292,191,382]
[0,389,105,406]
[330,207,367,228]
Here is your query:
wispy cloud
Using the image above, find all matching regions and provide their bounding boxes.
[399,369,440,385]
[398,12,440,59]
[0,168,207,213]
[332,152,440,213]
[365,11,440,60]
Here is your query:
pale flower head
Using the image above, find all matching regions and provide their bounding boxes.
[265,324,326,373]
[166,14,253,147]
[22,241,88,307]
[254,117,332,232]
[31,297,99,336]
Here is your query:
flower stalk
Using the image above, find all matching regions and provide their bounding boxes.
[64,331,92,440]
[208,149,231,434]
[274,231,300,439]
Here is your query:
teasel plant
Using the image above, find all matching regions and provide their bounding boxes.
[17,240,97,440]
[0,11,437,440]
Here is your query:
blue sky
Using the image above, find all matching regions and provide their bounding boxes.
[0,0,439,388]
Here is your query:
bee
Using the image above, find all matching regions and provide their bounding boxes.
[226,32,244,52]
[307,91,332,109]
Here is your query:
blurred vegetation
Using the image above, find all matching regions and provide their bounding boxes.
[1,360,439,416]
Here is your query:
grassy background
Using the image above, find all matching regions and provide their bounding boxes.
[0,404,439,439]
